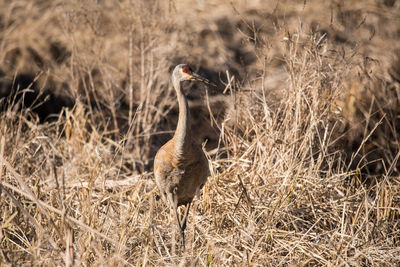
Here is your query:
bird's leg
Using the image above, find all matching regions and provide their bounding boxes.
[167,191,183,228]
[181,202,191,233]
[179,202,191,250]
[167,191,185,251]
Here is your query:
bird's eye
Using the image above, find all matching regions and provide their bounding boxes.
[182,65,192,74]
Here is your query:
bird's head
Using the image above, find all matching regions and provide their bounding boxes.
[172,64,215,86]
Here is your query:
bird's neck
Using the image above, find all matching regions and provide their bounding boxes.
[173,80,192,157]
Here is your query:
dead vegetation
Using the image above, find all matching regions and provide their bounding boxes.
[0,0,399,266]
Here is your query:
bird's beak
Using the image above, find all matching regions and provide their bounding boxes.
[191,72,216,87]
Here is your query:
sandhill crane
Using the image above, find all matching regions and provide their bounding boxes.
[153,64,213,250]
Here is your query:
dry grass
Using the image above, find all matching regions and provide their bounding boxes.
[0,0,399,266]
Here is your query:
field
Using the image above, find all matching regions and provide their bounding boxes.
[0,0,399,266]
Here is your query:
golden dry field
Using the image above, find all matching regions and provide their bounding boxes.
[0,0,399,266]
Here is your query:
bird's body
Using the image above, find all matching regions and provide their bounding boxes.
[153,64,211,250]
[154,140,208,206]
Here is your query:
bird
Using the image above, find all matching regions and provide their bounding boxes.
[153,64,213,250]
